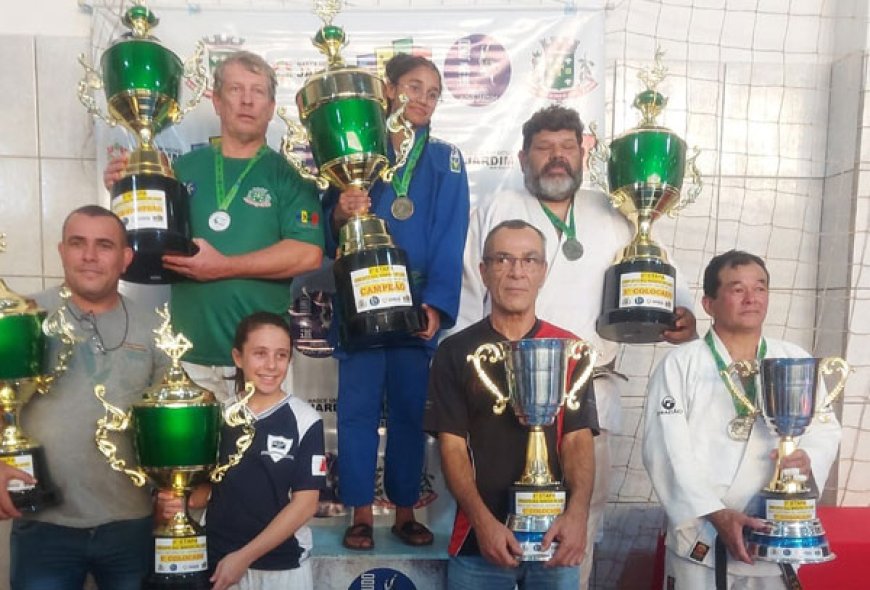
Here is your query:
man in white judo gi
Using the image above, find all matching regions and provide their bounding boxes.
[642,249,842,589]
[456,104,698,588]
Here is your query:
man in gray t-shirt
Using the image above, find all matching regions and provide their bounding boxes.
[0,205,168,589]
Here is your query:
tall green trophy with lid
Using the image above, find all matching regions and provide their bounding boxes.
[590,49,702,343]
[279,0,420,349]
[94,306,254,590]
[0,236,76,512]
[78,1,207,284]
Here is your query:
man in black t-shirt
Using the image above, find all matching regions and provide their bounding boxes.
[424,219,598,589]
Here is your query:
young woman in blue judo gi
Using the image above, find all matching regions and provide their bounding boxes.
[324,53,470,550]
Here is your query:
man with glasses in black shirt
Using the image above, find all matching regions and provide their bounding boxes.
[425,219,598,589]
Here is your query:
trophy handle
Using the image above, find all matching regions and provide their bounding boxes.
[36,287,78,395]
[669,146,702,217]
[818,356,850,410]
[276,107,330,190]
[210,382,256,483]
[564,341,597,411]
[587,122,610,194]
[77,53,117,128]
[379,94,415,184]
[176,41,208,122]
[93,384,149,487]
[467,343,509,415]
[720,360,759,415]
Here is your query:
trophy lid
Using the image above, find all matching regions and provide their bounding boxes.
[0,279,44,319]
[139,305,216,406]
[296,2,387,120]
[633,47,670,129]
[121,3,160,40]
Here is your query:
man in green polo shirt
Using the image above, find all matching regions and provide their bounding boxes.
[106,51,324,398]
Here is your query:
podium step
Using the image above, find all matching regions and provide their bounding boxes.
[310,519,448,589]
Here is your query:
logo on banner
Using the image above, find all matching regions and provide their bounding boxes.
[443,34,511,107]
[195,34,247,98]
[348,568,417,590]
[530,36,598,100]
[356,38,432,79]
[463,150,514,171]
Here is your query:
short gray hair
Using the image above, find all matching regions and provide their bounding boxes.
[482,219,546,258]
[214,51,277,101]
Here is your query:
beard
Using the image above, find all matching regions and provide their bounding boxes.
[523,159,583,202]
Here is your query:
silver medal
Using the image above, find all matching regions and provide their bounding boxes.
[391,197,414,221]
[562,239,584,261]
[727,416,753,441]
[208,210,231,232]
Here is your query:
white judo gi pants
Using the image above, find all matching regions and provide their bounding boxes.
[663,548,787,590]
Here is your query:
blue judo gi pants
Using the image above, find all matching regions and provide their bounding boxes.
[337,345,431,508]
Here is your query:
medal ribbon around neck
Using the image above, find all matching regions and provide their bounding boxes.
[389,128,427,219]
[213,142,268,214]
[704,329,767,417]
[538,200,582,260]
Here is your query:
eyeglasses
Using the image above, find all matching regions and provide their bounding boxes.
[483,254,546,272]
[399,82,442,105]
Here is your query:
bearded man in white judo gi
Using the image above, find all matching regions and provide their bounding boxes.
[456,104,698,588]
[642,250,841,589]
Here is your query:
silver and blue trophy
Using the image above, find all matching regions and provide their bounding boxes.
[468,338,595,560]
[723,356,849,564]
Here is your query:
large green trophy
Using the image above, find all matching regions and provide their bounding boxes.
[94,306,254,590]
[590,49,702,343]
[78,1,207,284]
[0,236,76,511]
[279,0,420,349]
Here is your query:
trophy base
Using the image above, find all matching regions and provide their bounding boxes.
[744,489,835,564]
[506,483,565,561]
[111,173,197,285]
[746,519,835,564]
[148,532,210,589]
[333,246,422,350]
[2,447,61,512]
[596,259,676,343]
[143,571,211,590]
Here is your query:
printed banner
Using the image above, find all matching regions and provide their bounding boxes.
[90,6,605,207]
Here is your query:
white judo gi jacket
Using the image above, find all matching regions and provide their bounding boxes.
[642,331,842,580]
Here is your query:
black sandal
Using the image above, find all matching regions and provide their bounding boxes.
[342,523,374,550]
[391,520,434,546]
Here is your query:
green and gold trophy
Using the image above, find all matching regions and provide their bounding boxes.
[590,49,702,343]
[94,305,254,590]
[279,0,420,349]
[0,276,75,512]
[468,338,595,560]
[78,1,207,284]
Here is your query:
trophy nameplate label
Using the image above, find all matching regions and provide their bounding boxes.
[154,535,208,574]
[765,498,816,523]
[1,455,35,491]
[112,189,170,231]
[512,489,566,517]
[350,264,413,312]
[618,271,675,312]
